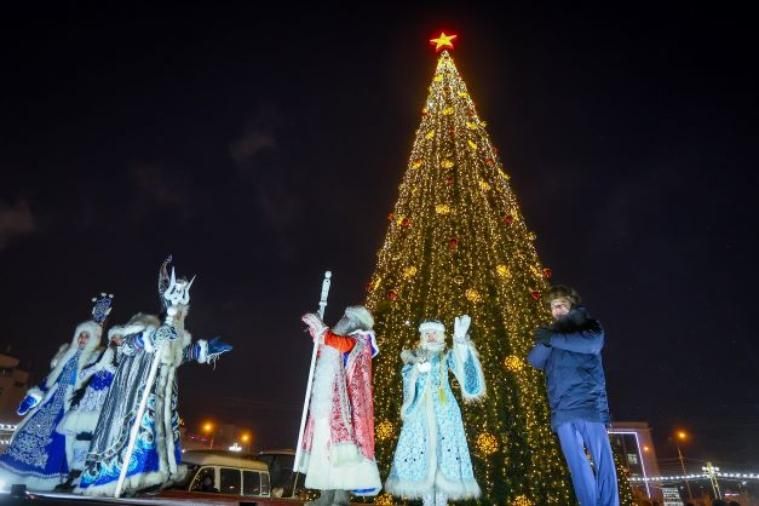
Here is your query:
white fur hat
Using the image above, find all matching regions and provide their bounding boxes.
[71,320,103,353]
[345,305,374,330]
[418,320,446,334]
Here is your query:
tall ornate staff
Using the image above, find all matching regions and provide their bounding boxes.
[293,270,332,474]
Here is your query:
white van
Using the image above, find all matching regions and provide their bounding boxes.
[165,449,271,499]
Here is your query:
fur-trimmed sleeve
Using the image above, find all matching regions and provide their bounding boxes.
[449,341,486,402]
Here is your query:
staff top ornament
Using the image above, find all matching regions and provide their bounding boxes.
[91,293,114,325]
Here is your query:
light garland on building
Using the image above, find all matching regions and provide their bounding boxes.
[629,471,759,482]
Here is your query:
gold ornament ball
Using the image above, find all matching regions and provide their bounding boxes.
[374,493,395,506]
[479,180,491,191]
[465,288,482,303]
[504,355,524,373]
[402,266,418,280]
[476,431,499,455]
[512,495,533,506]
[376,420,395,441]
[496,264,512,279]
[441,159,454,169]
[435,203,451,215]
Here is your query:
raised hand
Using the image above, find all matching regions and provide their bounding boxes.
[301,313,327,342]
[453,314,471,342]
[17,390,42,416]
[207,337,233,359]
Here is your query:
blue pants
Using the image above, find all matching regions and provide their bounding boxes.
[556,420,619,506]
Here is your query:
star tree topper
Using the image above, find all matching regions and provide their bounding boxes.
[430,31,457,52]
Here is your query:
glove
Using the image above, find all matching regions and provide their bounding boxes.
[17,388,43,416]
[302,313,327,343]
[453,314,471,343]
[417,361,432,373]
[534,327,553,346]
[207,337,233,360]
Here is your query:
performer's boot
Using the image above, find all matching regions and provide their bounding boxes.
[332,489,350,506]
[306,489,334,506]
[54,470,81,491]
[435,490,448,506]
[422,491,435,506]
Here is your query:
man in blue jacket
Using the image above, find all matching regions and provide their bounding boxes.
[528,285,619,506]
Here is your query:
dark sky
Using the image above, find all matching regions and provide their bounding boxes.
[1,3,757,470]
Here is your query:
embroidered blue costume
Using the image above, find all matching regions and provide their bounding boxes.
[79,258,231,497]
[385,316,486,506]
[0,320,103,491]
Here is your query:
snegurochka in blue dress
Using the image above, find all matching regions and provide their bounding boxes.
[0,316,105,491]
[385,315,486,506]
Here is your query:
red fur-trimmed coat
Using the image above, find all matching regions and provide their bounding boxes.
[301,329,379,463]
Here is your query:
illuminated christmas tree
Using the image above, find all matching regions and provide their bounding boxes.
[366,34,574,504]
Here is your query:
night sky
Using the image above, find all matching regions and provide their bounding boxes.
[1,3,757,470]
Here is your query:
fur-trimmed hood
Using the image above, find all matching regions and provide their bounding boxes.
[45,320,103,390]
[550,306,602,335]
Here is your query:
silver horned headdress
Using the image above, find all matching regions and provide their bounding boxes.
[158,255,195,311]
[163,267,195,307]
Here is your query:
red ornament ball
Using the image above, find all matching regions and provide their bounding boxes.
[448,237,459,251]
[542,268,553,279]
[387,212,395,222]
[530,290,541,301]
[503,215,514,225]
[401,217,412,229]
[387,289,399,301]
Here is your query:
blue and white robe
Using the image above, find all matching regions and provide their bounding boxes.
[79,320,210,496]
[0,321,102,490]
[385,341,486,500]
[57,346,119,475]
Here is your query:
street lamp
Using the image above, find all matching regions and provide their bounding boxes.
[241,432,252,452]
[673,430,693,500]
[202,421,215,449]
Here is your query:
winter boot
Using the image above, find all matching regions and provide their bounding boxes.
[54,470,81,492]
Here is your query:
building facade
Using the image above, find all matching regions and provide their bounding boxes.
[609,421,662,503]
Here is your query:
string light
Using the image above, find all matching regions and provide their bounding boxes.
[630,472,759,482]
[365,49,577,503]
